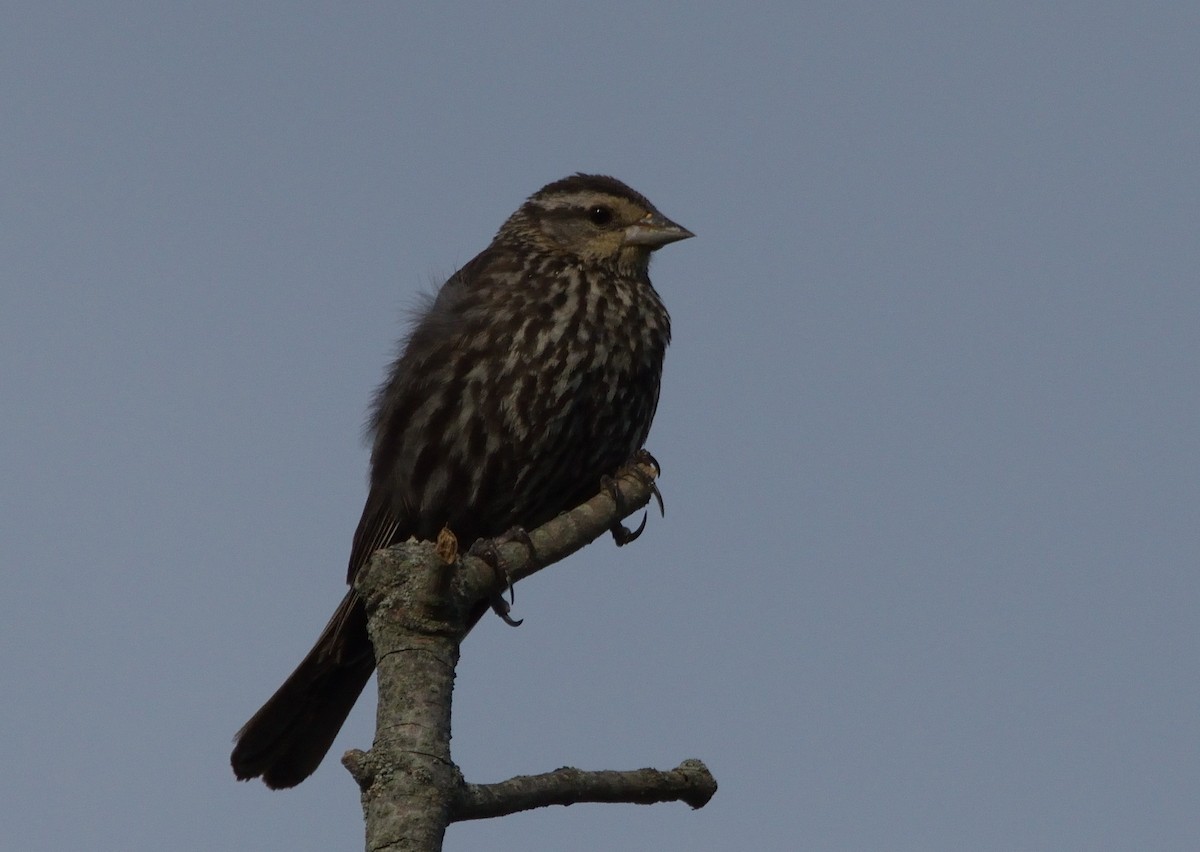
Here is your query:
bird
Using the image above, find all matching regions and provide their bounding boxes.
[231,173,692,789]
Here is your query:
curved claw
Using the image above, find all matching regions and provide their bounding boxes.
[635,448,662,476]
[492,566,516,607]
[649,481,665,517]
[491,596,523,627]
[610,510,648,547]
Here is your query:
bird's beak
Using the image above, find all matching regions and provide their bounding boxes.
[623,211,695,248]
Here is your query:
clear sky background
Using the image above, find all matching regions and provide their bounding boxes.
[3,3,1197,850]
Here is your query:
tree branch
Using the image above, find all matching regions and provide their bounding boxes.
[453,458,663,598]
[454,760,718,821]
[344,459,714,851]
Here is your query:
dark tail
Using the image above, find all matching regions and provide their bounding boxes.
[231,590,375,789]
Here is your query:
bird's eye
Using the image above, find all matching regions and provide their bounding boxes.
[587,205,614,226]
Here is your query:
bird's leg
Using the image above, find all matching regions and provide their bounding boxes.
[604,450,665,546]
[467,527,537,627]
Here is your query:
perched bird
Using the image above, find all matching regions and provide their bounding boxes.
[231,173,692,789]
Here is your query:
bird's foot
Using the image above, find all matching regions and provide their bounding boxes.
[603,450,665,547]
[632,448,662,478]
[607,507,648,546]
[468,527,536,627]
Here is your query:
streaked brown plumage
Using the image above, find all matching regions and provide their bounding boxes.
[231,174,691,788]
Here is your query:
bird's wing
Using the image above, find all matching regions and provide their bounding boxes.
[346,486,404,585]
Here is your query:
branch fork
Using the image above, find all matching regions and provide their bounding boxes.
[343,460,715,850]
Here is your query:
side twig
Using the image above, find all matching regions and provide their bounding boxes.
[454,760,718,821]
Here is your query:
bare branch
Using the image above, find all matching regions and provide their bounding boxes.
[347,460,713,851]
[454,760,718,821]
[454,458,662,602]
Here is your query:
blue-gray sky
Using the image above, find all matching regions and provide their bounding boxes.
[3,3,1198,850]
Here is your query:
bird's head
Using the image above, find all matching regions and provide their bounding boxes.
[502,173,693,273]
